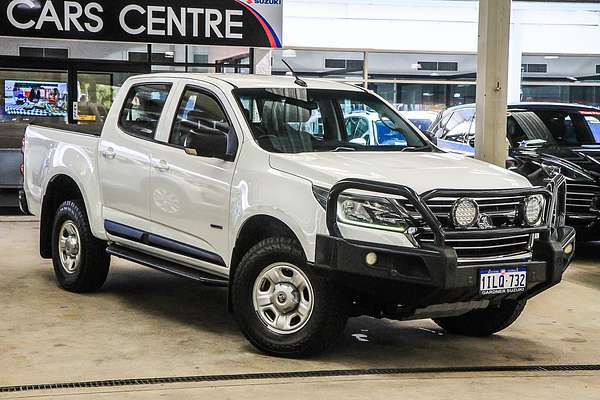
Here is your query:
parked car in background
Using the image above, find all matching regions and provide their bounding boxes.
[400,111,438,132]
[23,74,574,357]
[429,103,600,240]
[344,111,408,146]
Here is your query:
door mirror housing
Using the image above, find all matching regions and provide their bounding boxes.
[183,129,236,161]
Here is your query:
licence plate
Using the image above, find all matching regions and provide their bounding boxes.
[479,268,527,295]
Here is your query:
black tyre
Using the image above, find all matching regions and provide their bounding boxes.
[433,300,526,337]
[231,237,348,357]
[51,200,110,293]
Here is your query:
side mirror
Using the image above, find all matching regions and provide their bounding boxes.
[423,130,438,145]
[183,129,236,161]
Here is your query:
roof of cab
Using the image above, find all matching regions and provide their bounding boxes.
[132,73,364,92]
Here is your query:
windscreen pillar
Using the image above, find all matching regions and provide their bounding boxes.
[474,0,512,167]
[253,48,272,75]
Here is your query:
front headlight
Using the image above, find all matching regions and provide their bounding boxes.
[337,195,410,232]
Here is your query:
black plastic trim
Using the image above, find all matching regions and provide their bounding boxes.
[18,190,31,215]
[104,220,226,267]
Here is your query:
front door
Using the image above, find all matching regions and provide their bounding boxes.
[148,83,240,271]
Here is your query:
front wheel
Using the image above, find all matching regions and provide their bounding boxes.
[433,300,526,337]
[231,237,348,357]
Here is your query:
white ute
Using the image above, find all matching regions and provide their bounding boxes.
[22,74,575,357]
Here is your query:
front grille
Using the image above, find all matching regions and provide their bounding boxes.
[411,195,526,228]
[399,194,534,263]
[565,182,600,215]
[416,232,532,261]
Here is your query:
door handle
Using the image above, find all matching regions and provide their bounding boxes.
[153,159,170,172]
[101,147,116,160]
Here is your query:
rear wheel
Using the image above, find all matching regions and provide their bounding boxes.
[51,200,110,293]
[231,237,348,357]
[433,300,526,336]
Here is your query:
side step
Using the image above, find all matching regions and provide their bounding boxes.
[107,245,228,287]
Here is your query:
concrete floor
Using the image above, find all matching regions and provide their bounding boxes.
[1,220,600,398]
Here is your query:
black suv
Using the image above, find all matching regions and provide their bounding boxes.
[429,102,600,240]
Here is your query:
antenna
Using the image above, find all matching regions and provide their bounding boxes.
[281,59,308,87]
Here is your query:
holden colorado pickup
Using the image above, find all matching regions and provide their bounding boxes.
[21,73,575,357]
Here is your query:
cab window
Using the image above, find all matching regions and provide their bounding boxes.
[170,88,230,148]
[119,84,171,138]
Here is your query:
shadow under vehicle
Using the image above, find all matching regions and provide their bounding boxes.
[428,102,600,241]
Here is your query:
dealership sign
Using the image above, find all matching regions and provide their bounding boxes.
[0,0,283,48]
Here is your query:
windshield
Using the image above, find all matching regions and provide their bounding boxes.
[408,118,434,132]
[508,109,600,147]
[234,88,428,153]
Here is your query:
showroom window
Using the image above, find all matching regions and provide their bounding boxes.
[19,47,68,59]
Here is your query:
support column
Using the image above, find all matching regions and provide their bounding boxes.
[253,48,272,75]
[474,0,512,167]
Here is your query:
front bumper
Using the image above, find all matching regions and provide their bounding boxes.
[314,226,574,300]
[312,176,575,314]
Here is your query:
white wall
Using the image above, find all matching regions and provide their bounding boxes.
[283,0,600,55]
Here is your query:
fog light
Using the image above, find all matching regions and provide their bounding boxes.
[452,198,478,228]
[523,195,545,226]
[564,243,574,255]
[365,252,378,266]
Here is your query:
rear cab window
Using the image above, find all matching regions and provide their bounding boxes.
[118,84,172,139]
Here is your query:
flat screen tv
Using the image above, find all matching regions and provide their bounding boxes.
[4,80,67,117]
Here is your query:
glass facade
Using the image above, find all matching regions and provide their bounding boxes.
[522,85,600,108]
[0,39,253,142]
[2,39,600,145]
[368,83,476,112]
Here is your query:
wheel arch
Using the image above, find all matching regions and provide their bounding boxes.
[228,214,305,312]
[39,174,87,259]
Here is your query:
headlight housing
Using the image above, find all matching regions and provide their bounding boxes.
[523,194,545,226]
[337,195,410,233]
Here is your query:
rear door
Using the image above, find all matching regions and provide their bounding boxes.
[98,82,173,237]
